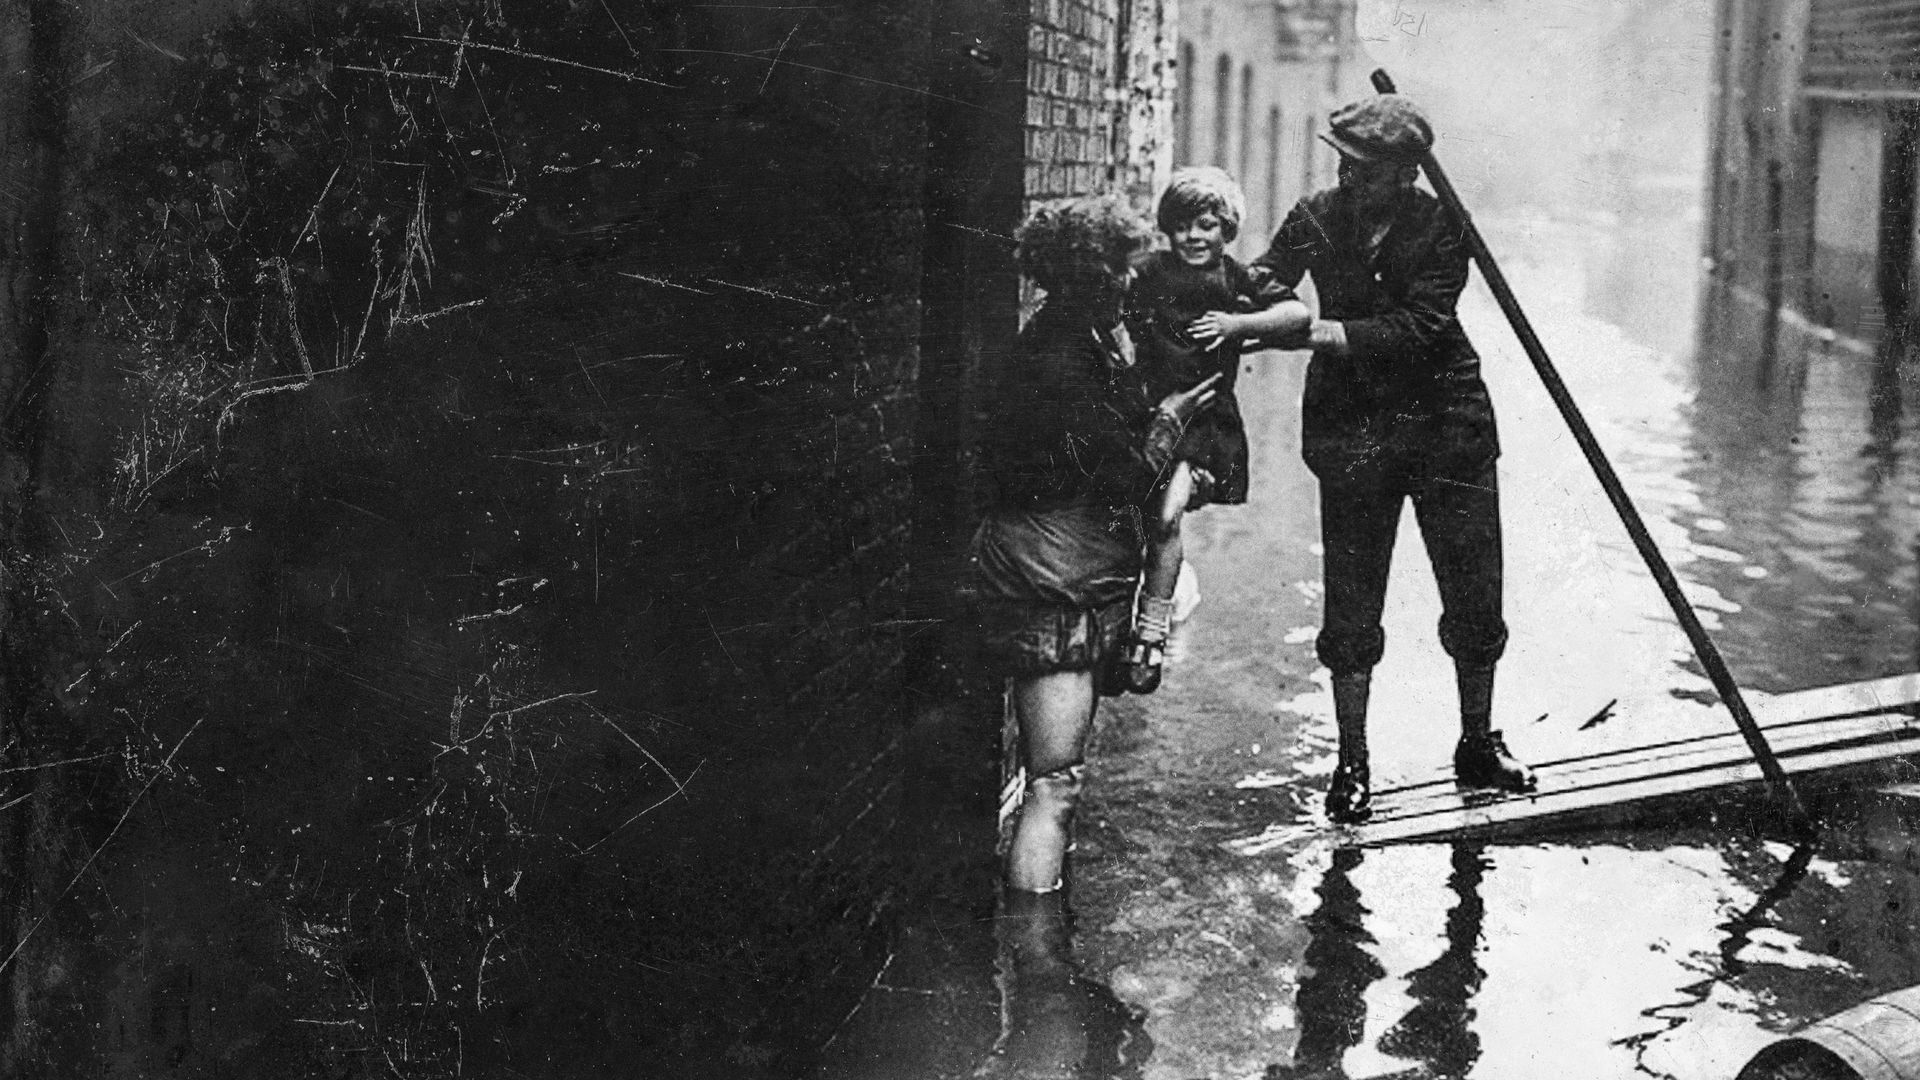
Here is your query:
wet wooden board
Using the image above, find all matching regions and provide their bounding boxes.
[1346,673,1920,847]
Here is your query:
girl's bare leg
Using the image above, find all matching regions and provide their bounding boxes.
[1141,463,1192,613]
[1007,669,1097,892]
[1123,464,1193,694]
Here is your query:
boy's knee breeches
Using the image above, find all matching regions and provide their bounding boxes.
[1315,616,1506,675]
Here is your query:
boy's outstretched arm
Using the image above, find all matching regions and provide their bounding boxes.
[1188,298,1310,350]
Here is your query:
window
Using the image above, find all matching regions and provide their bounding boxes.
[1213,54,1232,169]
[1239,64,1255,182]
[1176,41,1195,165]
[1267,105,1283,235]
[1303,115,1319,195]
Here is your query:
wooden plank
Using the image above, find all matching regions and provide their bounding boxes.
[1371,711,1920,820]
[1355,682,1920,825]
[1393,672,1920,791]
[1749,672,1920,725]
[1339,673,1920,847]
[1350,734,1920,846]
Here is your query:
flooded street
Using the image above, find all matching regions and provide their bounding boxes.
[1063,200,1920,1080]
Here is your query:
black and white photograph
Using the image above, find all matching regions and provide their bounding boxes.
[2,0,1919,1077]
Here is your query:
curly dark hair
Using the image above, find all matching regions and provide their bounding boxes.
[1015,195,1151,298]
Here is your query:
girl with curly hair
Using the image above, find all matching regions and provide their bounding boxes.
[970,195,1214,893]
[1117,167,1310,693]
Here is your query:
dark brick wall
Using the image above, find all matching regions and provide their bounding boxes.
[0,0,1175,1074]
[1024,0,1169,207]
[0,2,937,1075]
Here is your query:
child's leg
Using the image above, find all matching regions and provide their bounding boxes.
[1138,463,1192,641]
[1121,464,1193,694]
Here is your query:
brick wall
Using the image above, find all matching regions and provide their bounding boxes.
[1024,0,1176,208]
[0,2,937,1074]
[0,0,1182,1071]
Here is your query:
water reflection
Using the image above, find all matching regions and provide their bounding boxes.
[1717,842,1817,977]
[1277,844,1489,1080]
[1284,847,1385,1079]
[1676,284,1920,688]
[1375,845,1488,1079]
[977,888,1151,1080]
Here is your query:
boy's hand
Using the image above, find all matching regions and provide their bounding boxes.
[1307,319,1348,356]
[1187,311,1241,350]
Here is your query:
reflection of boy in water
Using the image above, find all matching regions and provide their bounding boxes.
[1280,844,1487,1080]
[1254,95,1534,824]
[1118,167,1309,693]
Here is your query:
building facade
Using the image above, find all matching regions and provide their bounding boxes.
[1706,0,1920,345]
[1171,0,1359,255]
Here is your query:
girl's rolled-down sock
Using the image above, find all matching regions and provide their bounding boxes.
[1164,561,1201,664]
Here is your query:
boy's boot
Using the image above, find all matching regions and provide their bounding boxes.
[1327,673,1373,824]
[1452,664,1536,792]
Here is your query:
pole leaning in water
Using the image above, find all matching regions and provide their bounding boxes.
[1366,68,1810,832]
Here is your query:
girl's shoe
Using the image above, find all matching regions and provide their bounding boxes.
[1118,636,1165,695]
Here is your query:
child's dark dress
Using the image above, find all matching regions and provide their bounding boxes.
[1126,250,1294,505]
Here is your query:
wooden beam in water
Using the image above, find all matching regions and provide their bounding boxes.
[1344,673,1920,847]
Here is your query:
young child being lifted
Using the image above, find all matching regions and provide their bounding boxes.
[1118,167,1310,693]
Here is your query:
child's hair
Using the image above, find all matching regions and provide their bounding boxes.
[1156,166,1246,241]
[1015,195,1152,297]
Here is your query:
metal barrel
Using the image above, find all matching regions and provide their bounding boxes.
[1738,988,1920,1080]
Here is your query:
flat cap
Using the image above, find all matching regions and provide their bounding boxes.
[1319,94,1433,164]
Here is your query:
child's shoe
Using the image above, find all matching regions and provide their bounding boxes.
[1117,636,1165,695]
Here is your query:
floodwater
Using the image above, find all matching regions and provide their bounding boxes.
[825,179,1920,1079]
[1037,195,1920,1080]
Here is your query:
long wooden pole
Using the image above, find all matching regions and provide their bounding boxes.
[1367,68,1811,831]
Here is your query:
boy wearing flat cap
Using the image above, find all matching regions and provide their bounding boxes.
[1253,94,1535,824]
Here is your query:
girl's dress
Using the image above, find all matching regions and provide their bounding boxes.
[1126,250,1295,505]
